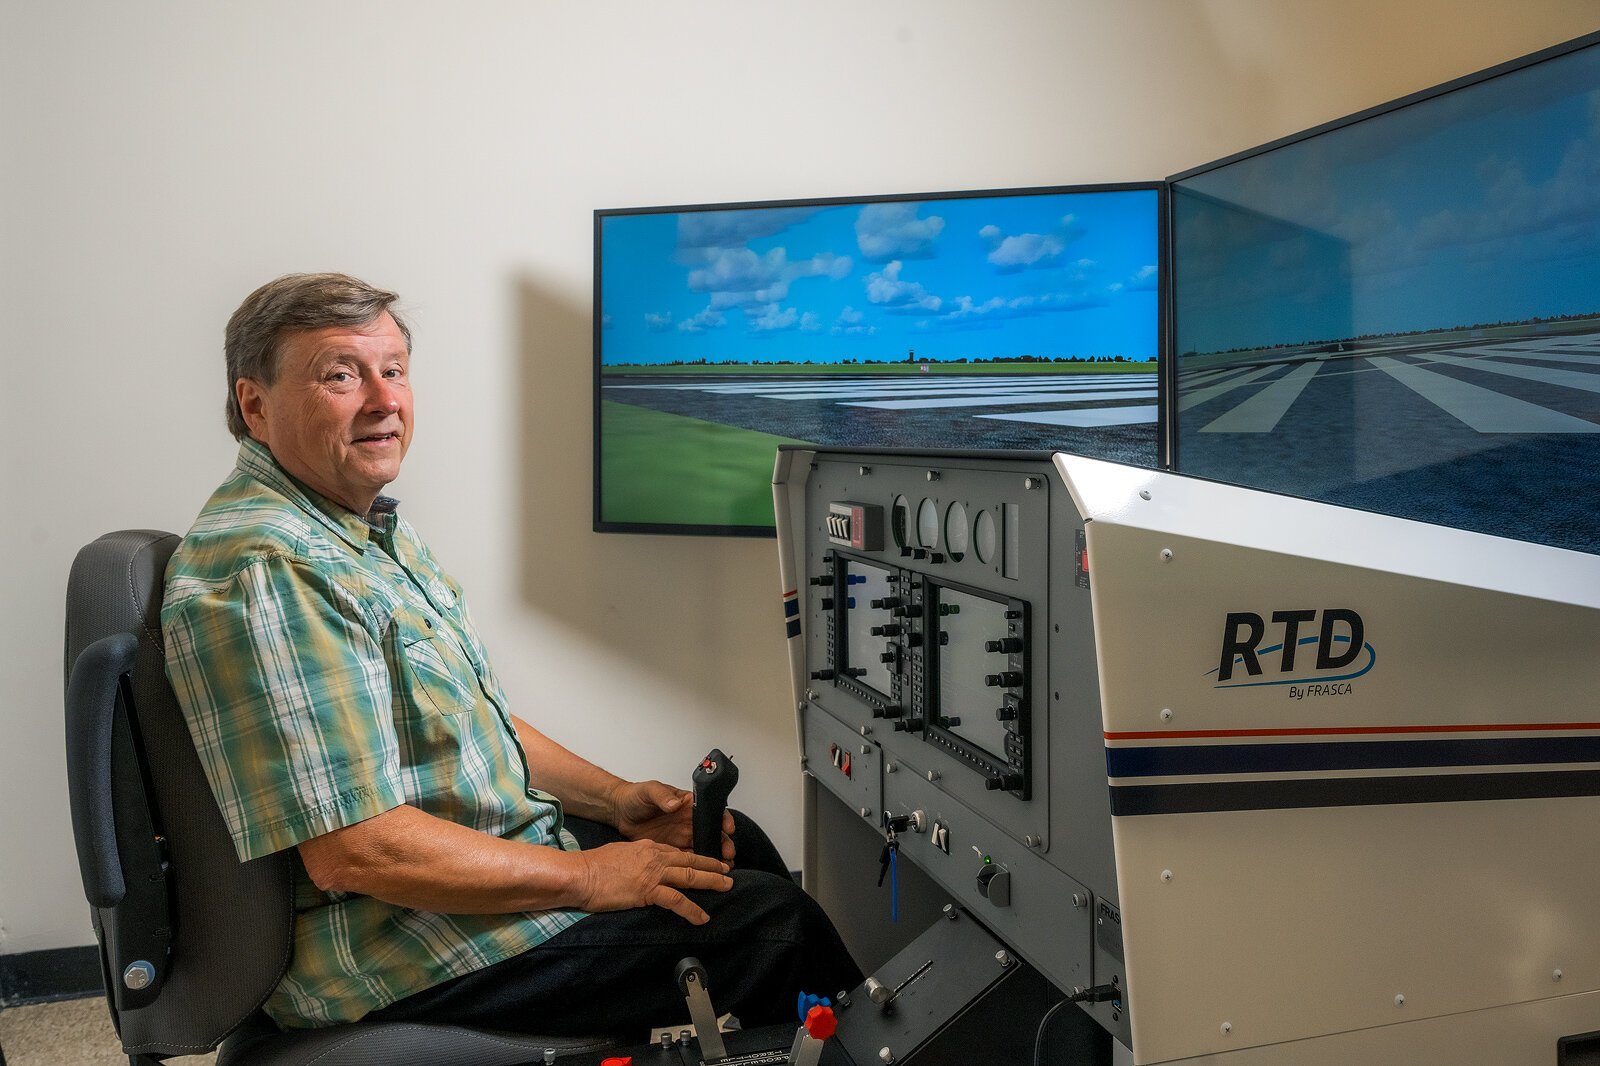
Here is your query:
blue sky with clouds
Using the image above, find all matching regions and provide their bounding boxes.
[1176,41,1600,355]
[601,189,1159,365]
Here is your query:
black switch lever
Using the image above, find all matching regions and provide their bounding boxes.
[692,749,739,860]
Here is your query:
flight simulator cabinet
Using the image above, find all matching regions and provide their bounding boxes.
[774,447,1600,1065]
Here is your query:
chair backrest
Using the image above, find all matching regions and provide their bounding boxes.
[64,530,294,1058]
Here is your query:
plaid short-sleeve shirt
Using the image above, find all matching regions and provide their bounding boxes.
[162,438,585,1028]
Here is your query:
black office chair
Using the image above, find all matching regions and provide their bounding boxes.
[64,530,617,1065]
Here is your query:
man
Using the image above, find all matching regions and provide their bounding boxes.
[162,273,860,1034]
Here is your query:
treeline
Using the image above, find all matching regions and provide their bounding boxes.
[1189,310,1600,359]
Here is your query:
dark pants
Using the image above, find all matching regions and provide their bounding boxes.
[366,811,863,1038]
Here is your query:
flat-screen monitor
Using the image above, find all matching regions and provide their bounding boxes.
[596,184,1164,535]
[1169,31,1600,556]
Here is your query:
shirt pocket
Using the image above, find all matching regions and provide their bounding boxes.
[395,608,480,717]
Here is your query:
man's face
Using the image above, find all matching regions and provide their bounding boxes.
[236,312,413,515]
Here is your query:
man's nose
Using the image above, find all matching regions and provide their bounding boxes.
[364,374,403,412]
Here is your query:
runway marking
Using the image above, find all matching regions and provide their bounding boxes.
[1428,352,1600,392]
[978,405,1158,427]
[841,390,1157,411]
[1366,357,1600,433]
[1456,347,1600,367]
[1178,364,1281,412]
[1200,362,1322,433]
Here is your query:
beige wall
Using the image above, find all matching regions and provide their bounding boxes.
[2,0,1594,956]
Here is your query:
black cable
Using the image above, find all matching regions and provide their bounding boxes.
[1033,985,1117,1066]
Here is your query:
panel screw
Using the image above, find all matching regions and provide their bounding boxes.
[1394,994,1405,1008]
[806,689,819,701]
[1160,548,1174,562]
[860,725,872,736]
[943,903,958,920]
[1220,1022,1232,1035]
[1071,893,1088,908]
[1024,477,1040,490]
[1023,835,1041,848]
[995,950,1013,967]
[860,807,872,818]
[1554,969,1564,982]
[860,744,870,755]
[886,761,898,773]
[1161,869,1173,883]
[927,770,940,782]
[1160,708,1173,721]
[859,465,872,476]
[1139,490,1151,500]
[926,470,940,482]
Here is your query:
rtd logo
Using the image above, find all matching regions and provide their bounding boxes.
[1216,609,1366,683]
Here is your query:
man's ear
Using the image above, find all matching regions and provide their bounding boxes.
[236,378,270,443]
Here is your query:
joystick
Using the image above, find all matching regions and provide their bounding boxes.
[692,748,739,860]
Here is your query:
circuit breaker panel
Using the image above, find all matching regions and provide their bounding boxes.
[779,450,1128,1047]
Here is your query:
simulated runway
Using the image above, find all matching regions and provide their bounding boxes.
[603,370,1161,465]
[1175,331,1600,554]
[605,332,1599,552]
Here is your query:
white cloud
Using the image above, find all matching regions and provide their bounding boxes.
[644,312,674,332]
[691,247,851,310]
[747,303,800,332]
[677,207,822,249]
[856,203,946,261]
[865,260,942,313]
[980,213,1086,273]
[800,311,822,332]
[1124,264,1158,291]
[677,307,726,333]
[831,306,876,336]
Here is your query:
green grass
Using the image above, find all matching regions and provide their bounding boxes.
[600,401,809,528]
[602,361,1155,377]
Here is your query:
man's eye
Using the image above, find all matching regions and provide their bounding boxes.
[384,367,405,379]
[327,371,352,383]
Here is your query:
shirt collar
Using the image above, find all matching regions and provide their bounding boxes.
[235,437,399,553]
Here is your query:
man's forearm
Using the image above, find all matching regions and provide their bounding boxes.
[298,803,585,912]
[297,802,733,924]
[510,715,627,824]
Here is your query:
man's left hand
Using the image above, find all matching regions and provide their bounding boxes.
[611,779,737,863]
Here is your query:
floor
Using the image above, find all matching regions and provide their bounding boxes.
[0,995,217,1066]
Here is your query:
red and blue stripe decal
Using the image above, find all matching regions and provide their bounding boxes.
[1106,722,1600,815]
[783,589,800,638]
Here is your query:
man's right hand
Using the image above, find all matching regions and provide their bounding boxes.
[570,840,732,924]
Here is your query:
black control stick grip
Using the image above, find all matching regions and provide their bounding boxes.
[692,749,739,860]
